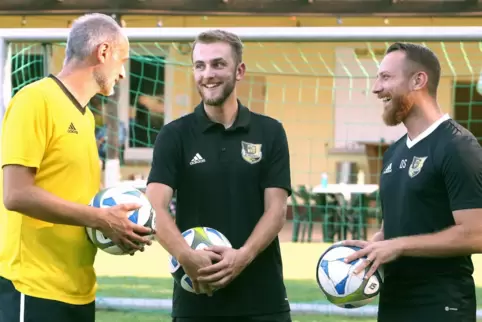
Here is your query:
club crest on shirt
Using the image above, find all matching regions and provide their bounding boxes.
[241,141,262,164]
[408,156,428,178]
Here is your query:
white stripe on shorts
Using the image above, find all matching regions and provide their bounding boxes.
[19,293,25,322]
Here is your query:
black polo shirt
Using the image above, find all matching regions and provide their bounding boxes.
[147,101,292,317]
[378,116,482,306]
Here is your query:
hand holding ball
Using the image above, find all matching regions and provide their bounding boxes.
[316,243,384,309]
[86,186,156,255]
[168,227,232,294]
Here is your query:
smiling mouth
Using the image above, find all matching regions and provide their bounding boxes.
[382,97,391,103]
[203,83,221,89]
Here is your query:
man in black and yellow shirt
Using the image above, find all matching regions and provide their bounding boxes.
[0,13,153,322]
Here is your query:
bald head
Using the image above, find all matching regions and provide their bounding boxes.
[65,13,125,63]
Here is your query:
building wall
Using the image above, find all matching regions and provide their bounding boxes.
[1,15,480,188]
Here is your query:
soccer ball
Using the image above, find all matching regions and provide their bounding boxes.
[86,185,156,255]
[316,243,384,309]
[168,227,232,294]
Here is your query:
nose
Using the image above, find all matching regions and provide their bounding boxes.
[119,65,126,80]
[202,65,216,79]
[372,79,382,95]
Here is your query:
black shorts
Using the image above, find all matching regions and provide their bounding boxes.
[0,276,95,322]
[378,302,476,322]
[377,275,476,322]
[172,311,292,322]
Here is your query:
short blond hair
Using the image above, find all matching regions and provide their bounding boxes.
[192,29,244,65]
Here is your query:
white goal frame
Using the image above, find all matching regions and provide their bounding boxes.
[0,26,481,189]
[1,25,482,316]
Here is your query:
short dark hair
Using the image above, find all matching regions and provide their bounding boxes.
[386,42,441,97]
[192,29,244,65]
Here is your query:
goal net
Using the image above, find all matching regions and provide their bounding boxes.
[2,27,482,316]
[4,27,482,218]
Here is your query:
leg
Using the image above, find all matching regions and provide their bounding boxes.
[378,301,476,322]
[70,301,95,322]
[24,296,95,322]
[0,276,71,322]
[239,311,292,322]
[378,276,476,322]
[0,277,94,322]
[172,318,224,322]
[0,276,21,322]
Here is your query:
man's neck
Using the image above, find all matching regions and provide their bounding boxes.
[204,95,238,129]
[404,100,444,140]
[56,64,97,107]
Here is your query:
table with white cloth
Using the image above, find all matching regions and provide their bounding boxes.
[310,183,379,242]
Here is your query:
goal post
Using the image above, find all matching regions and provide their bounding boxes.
[1,26,482,316]
[1,26,482,185]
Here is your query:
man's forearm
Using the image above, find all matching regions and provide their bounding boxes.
[370,222,384,242]
[5,185,105,228]
[240,209,286,264]
[397,224,480,257]
[371,231,384,242]
[154,209,192,262]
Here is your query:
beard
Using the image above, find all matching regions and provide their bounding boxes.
[198,76,236,107]
[382,94,414,126]
[94,69,114,97]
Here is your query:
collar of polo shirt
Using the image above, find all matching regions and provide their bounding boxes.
[194,99,251,132]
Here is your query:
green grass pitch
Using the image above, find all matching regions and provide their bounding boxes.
[94,242,482,321]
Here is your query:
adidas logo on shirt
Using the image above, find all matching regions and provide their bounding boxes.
[189,153,206,166]
[383,163,392,174]
[67,122,78,134]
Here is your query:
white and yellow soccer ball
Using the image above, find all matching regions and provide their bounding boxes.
[168,227,232,294]
[86,185,156,255]
[316,243,384,309]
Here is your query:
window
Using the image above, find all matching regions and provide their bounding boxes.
[128,55,166,148]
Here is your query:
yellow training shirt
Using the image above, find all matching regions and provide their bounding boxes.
[0,75,101,305]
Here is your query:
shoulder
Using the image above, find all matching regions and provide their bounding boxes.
[427,120,482,174]
[162,113,197,134]
[435,120,481,157]
[383,134,407,160]
[9,78,50,104]
[85,107,97,125]
[5,78,51,118]
[251,112,282,126]
[250,112,285,134]
[154,113,197,148]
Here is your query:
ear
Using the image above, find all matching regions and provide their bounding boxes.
[96,43,110,64]
[411,71,428,91]
[236,62,246,81]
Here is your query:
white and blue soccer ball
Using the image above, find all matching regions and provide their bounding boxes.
[168,227,232,294]
[86,185,156,255]
[316,243,384,309]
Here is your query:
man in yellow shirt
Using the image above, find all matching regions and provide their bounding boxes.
[0,13,153,322]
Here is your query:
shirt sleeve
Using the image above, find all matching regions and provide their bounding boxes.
[261,121,292,196]
[441,134,482,211]
[1,87,49,169]
[146,125,181,190]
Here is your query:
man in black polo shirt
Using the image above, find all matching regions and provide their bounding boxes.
[146,29,292,322]
[343,42,482,322]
